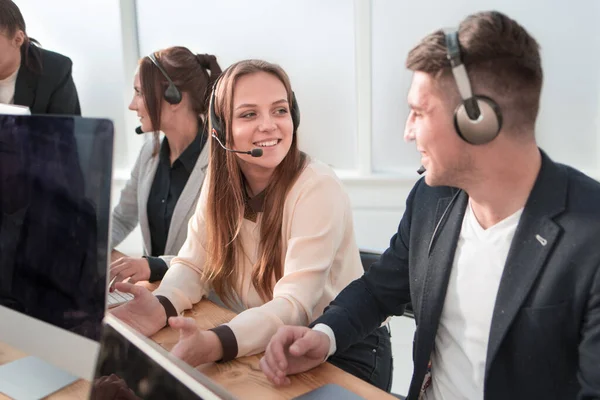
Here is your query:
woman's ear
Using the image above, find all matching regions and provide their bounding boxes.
[12,30,25,48]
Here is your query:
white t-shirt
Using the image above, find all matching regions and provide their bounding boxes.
[425,201,523,400]
[0,67,19,105]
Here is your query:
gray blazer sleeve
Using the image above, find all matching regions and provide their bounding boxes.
[110,143,146,249]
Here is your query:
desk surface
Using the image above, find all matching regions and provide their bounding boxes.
[1,297,396,400]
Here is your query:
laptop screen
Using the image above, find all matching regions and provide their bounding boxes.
[91,315,238,400]
[0,115,113,342]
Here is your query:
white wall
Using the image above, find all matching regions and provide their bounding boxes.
[135,0,358,170]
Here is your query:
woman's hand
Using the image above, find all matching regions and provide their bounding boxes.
[169,317,224,366]
[110,257,151,284]
[109,282,166,337]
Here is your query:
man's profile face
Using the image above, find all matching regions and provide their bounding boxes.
[404,71,473,187]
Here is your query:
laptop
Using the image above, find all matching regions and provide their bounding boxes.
[90,314,239,400]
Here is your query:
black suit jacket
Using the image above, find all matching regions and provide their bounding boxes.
[314,150,600,399]
[13,45,81,116]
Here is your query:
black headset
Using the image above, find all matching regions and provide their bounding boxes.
[208,75,301,144]
[445,29,502,145]
[148,53,182,105]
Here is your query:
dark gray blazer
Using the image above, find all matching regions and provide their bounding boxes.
[14,45,81,116]
[314,150,600,400]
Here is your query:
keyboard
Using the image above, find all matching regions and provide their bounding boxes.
[107,290,134,308]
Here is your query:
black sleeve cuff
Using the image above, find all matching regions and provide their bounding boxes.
[156,295,178,327]
[208,325,238,363]
[144,256,169,282]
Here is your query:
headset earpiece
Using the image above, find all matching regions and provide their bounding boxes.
[148,53,182,105]
[445,30,502,145]
[209,86,225,142]
[163,84,182,105]
[290,92,300,134]
[454,96,502,145]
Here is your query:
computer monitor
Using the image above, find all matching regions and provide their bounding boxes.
[90,314,239,400]
[0,115,113,397]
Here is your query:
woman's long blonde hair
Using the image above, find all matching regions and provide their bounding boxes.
[203,60,307,306]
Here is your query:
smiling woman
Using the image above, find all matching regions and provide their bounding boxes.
[111,59,394,392]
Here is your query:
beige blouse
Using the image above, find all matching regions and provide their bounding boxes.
[152,160,364,358]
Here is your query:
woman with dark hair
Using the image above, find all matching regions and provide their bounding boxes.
[112,59,393,391]
[0,0,80,115]
[110,47,222,285]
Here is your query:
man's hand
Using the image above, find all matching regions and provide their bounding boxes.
[110,256,151,284]
[260,326,331,386]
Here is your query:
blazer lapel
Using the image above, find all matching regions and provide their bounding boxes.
[164,142,209,253]
[419,190,468,328]
[13,63,38,110]
[411,190,468,395]
[485,150,567,377]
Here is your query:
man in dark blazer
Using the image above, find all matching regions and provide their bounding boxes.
[260,11,600,400]
[0,0,81,115]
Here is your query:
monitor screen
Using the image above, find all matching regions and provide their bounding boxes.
[0,114,112,343]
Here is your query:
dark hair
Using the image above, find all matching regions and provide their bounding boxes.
[138,47,222,155]
[406,11,543,135]
[0,0,42,72]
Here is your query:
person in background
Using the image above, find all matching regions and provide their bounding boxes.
[0,0,80,115]
[110,47,221,284]
[112,59,393,391]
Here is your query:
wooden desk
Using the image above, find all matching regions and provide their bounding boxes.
[1,299,397,400]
